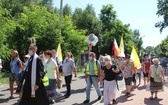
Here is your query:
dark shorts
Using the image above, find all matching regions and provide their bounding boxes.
[143,72,149,77]
[124,77,133,85]
[9,73,20,82]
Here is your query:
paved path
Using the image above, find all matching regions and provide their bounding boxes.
[0,74,168,105]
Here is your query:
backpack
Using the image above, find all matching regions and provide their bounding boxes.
[55,57,63,73]
[115,70,123,81]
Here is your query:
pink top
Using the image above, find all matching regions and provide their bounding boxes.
[142,58,151,73]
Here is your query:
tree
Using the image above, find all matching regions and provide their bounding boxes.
[72,5,101,57]
[158,36,168,56]
[1,0,24,17]
[7,6,60,57]
[0,3,15,69]
[40,0,53,6]
[63,4,72,16]
[72,7,83,24]
[132,29,143,55]
[145,46,155,55]
[99,4,133,55]
[155,0,168,32]
[61,16,88,60]
[72,4,100,34]
[99,5,116,31]
[4,5,87,61]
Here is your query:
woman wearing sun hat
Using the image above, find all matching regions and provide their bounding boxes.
[148,58,165,99]
[100,55,119,105]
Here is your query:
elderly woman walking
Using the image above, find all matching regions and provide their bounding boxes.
[121,54,135,97]
[148,58,165,100]
[101,55,119,105]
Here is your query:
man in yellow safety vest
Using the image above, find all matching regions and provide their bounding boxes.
[83,52,102,103]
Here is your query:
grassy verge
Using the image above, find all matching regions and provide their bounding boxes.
[0,72,9,84]
[0,67,85,84]
[76,67,85,74]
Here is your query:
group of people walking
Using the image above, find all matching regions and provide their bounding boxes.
[83,52,165,105]
[8,44,77,105]
[7,44,165,105]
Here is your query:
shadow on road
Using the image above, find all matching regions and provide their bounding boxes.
[0,96,19,104]
[61,88,86,95]
[71,99,100,105]
[163,81,168,87]
[137,85,146,90]
[116,94,135,104]
[13,102,19,105]
[0,94,5,97]
[0,98,9,103]
[144,97,163,105]
[1,87,17,92]
[78,76,85,79]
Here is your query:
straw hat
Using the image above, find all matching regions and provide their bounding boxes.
[152,58,160,64]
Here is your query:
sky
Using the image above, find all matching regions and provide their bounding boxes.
[53,0,168,48]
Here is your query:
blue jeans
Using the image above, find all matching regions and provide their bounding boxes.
[86,76,102,100]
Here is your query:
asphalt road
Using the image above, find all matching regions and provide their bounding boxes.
[0,74,125,105]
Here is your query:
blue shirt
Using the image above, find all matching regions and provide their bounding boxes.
[11,58,21,74]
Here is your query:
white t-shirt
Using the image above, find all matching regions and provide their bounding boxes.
[45,58,58,79]
[62,58,76,76]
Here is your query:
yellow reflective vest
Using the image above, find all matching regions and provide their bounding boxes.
[42,70,49,87]
[86,61,98,75]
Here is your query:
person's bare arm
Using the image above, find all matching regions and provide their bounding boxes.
[18,61,23,69]
[100,70,105,86]
[148,66,152,79]
[54,67,60,80]
[98,67,101,79]
[121,63,125,71]
[112,67,120,73]
[160,66,165,81]
[131,63,135,74]
[74,67,77,77]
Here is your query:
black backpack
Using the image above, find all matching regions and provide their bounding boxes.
[55,57,63,73]
[115,70,123,81]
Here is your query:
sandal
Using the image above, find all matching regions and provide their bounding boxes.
[7,96,14,99]
[49,100,55,104]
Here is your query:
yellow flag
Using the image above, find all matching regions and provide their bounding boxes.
[57,43,63,61]
[118,36,125,57]
[130,46,141,68]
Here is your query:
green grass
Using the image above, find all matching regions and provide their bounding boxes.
[0,72,9,84]
[76,67,85,74]
[0,67,85,84]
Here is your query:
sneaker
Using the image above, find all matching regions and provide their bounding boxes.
[150,96,154,100]
[125,92,128,96]
[112,99,117,105]
[64,95,70,98]
[83,100,90,103]
[97,96,101,100]
[127,93,131,97]
[49,100,55,104]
